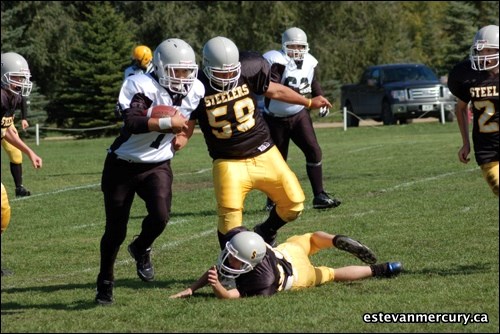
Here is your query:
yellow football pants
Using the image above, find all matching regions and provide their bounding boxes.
[480,161,499,197]
[276,233,335,290]
[1,124,23,164]
[1,183,11,234]
[213,146,305,234]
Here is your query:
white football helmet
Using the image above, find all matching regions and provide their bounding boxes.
[1,52,33,96]
[202,36,241,92]
[217,231,267,279]
[469,25,499,71]
[153,38,198,96]
[282,27,310,61]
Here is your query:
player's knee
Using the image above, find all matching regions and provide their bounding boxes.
[276,203,304,222]
[11,153,23,164]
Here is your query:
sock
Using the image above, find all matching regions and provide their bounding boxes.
[260,206,286,234]
[217,230,227,250]
[332,235,346,247]
[306,162,324,197]
[370,263,390,277]
[10,163,23,188]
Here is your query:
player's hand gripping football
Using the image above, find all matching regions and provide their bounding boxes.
[169,110,188,134]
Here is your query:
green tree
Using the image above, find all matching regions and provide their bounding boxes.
[2,1,498,131]
[441,2,478,75]
[48,1,134,133]
[472,1,499,28]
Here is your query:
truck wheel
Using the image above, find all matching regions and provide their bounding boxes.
[381,101,395,125]
[345,103,359,127]
[399,118,413,125]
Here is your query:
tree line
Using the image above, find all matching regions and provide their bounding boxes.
[1,1,498,135]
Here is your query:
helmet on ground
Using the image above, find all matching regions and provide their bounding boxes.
[1,52,33,96]
[132,45,153,70]
[153,38,198,95]
[217,231,267,279]
[469,25,499,71]
[202,36,241,92]
[282,27,309,61]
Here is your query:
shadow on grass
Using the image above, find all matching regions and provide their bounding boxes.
[0,277,196,312]
[403,261,496,276]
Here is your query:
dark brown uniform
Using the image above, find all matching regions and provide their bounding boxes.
[448,60,499,166]
[190,52,305,247]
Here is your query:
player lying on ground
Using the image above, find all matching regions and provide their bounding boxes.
[170,227,402,299]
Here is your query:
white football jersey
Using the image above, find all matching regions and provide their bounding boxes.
[123,63,154,80]
[112,73,204,163]
[263,50,318,117]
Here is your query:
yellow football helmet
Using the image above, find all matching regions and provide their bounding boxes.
[132,45,153,70]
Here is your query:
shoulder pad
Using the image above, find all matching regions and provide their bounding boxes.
[263,50,288,66]
[304,53,318,68]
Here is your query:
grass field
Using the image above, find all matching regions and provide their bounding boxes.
[1,121,498,333]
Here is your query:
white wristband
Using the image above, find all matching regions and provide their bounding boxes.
[158,117,172,130]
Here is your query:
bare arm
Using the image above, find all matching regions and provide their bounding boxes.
[455,99,471,164]
[207,266,241,299]
[169,266,241,299]
[169,267,211,299]
[264,82,332,109]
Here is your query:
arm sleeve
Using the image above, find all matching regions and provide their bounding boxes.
[311,68,324,97]
[21,96,30,119]
[122,93,152,133]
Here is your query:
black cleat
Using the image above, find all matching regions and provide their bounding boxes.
[334,235,377,264]
[313,191,341,209]
[15,186,31,197]
[95,279,114,305]
[128,242,154,282]
[371,262,403,278]
[385,262,403,277]
[253,223,277,247]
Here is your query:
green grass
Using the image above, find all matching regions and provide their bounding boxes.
[1,121,498,333]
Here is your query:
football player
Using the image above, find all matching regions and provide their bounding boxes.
[1,52,43,276]
[170,227,402,299]
[123,45,154,79]
[116,45,155,119]
[95,38,204,305]
[1,95,32,197]
[448,25,499,197]
[187,36,332,250]
[259,27,341,211]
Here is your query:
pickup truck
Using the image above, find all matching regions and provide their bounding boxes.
[340,63,457,126]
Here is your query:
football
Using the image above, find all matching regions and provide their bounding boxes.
[142,105,178,118]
